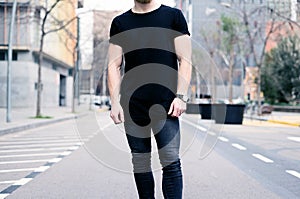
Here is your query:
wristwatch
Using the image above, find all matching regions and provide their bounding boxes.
[176,94,189,103]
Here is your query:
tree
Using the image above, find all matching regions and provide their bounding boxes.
[221,2,287,114]
[35,0,77,117]
[262,35,300,104]
[219,15,240,103]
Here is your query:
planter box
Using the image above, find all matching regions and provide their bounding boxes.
[212,104,245,125]
[186,103,212,119]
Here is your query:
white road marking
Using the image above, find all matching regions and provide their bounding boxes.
[0,142,83,149]
[34,166,50,172]
[287,137,300,143]
[181,118,207,132]
[0,181,17,184]
[60,151,72,156]
[48,158,63,163]
[286,170,300,179]
[232,143,247,151]
[0,168,36,173]
[0,159,52,165]
[13,178,32,186]
[0,136,82,141]
[0,146,78,153]
[218,136,229,142]
[252,154,274,163]
[0,152,62,158]
[0,139,87,145]
[0,194,10,199]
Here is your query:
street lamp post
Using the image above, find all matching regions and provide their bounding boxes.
[6,0,17,123]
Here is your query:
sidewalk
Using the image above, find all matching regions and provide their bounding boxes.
[0,105,92,136]
[243,111,300,127]
[1,106,299,137]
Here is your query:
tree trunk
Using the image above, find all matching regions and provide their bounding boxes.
[210,51,216,103]
[228,49,234,104]
[257,65,262,115]
[36,35,44,117]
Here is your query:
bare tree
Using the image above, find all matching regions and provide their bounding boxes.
[35,0,77,117]
[222,3,286,114]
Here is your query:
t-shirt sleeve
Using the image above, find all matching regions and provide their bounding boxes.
[109,17,122,46]
[173,9,190,37]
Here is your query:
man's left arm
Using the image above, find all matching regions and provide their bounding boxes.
[168,35,192,117]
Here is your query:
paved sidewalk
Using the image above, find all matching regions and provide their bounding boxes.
[0,105,299,137]
[0,105,93,136]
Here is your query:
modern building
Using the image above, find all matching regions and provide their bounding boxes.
[0,0,78,108]
[77,9,120,105]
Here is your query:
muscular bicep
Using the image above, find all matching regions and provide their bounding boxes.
[174,35,191,63]
[108,43,123,70]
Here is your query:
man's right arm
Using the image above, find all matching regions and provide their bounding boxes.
[108,43,124,124]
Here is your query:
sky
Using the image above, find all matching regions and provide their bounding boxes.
[83,0,176,11]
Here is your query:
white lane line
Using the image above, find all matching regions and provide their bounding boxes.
[0,159,52,165]
[0,136,82,141]
[0,152,62,158]
[218,136,229,142]
[0,168,36,173]
[232,143,247,151]
[0,194,10,199]
[287,137,300,142]
[0,142,83,149]
[0,146,80,158]
[60,151,72,156]
[286,170,300,179]
[0,139,87,145]
[181,118,208,132]
[252,154,274,163]
[13,178,32,186]
[0,181,17,185]
[0,146,78,153]
[48,158,63,163]
[34,166,50,172]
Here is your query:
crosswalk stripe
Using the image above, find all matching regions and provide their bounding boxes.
[0,142,83,149]
[0,168,36,173]
[0,139,87,145]
[0,159,52,165]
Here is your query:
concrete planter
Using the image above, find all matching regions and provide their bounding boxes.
[212,104,245,125]
[186,103,212,119]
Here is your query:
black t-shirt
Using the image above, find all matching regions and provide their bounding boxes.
[109,5,190,122]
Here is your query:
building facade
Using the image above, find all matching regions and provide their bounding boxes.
[0,0,78,108]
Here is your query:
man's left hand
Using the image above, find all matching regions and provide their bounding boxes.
[168,98,187,117]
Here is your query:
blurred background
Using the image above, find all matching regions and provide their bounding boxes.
[0,0,299,119]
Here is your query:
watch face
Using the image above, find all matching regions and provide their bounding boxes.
[177,94,189,102]
[183,96,189,102]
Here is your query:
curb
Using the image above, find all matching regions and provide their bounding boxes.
[244,115,300,127]
[267,119,300,127]
[0,113,89,136]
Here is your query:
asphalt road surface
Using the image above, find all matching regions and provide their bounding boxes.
[0,112,299,199]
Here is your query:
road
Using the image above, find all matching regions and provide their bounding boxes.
[0,111,299,198]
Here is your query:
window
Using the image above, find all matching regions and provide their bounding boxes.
[0,51,5,60]
[12,51,17,60]
[0,51,18,61]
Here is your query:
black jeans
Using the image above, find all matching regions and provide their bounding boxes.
[124,118,183,199]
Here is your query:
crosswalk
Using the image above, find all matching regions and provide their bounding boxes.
[0,121,93,199]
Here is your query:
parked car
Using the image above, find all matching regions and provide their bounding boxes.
[245,101,273,114]
[261,103,273,114]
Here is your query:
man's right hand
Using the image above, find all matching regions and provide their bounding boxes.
[110,102,124,124]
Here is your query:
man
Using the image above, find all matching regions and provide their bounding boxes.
[108,0,191,198]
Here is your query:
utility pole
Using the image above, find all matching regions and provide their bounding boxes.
[6,0,17,123]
